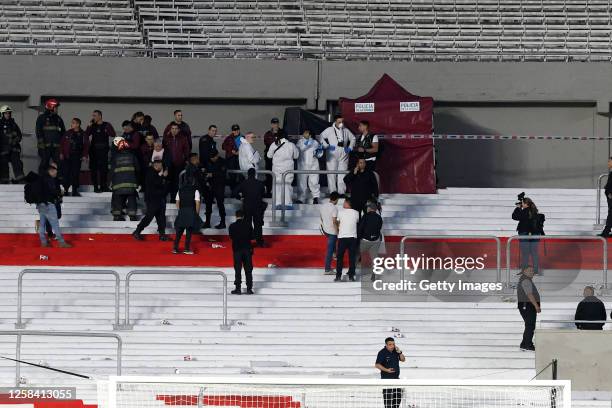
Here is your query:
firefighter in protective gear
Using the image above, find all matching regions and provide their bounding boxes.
[266,133,299,209]
[36,99,65,172]
[110,137,140,221]
[0,105,25,183]
[295,130,321,204]
[319,114,355,195]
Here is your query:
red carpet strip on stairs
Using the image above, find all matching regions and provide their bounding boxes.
[0,234,608,269]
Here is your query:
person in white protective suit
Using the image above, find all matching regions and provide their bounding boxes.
[319,113,355,195]
[238,132,261,171]
[295,130,322,205]
[266,132,299,209]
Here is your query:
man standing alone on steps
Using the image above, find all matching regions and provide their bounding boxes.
[229,209,254,295]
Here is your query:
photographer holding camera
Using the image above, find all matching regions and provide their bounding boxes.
[512,193,545,275]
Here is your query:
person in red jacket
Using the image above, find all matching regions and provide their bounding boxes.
[222,124,242,189]
[60,118,89,197]
[164,123,190,203]
[163,110,192,149]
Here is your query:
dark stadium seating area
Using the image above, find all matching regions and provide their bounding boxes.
[2,0,612,60]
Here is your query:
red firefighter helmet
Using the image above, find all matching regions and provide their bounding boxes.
[44,99,60,111]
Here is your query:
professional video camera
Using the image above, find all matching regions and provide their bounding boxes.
[515,192,525,206]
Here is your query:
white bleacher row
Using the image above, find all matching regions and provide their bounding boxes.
[0,185,605,236]
[132,0,612,61]
[2,0,612,59]
[0,0,144,56]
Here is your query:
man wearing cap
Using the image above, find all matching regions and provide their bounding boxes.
[36,99,66,172]
[239,132,261,172]
[0,105,25,183]
[319,113,355,196]
[222,124,242,188]
[263,118,282,197]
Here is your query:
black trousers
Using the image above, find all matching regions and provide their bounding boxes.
[0,150,24,182]
[226,155,239,188]
[39,145,60,172]
[61,156,82,192]
[233,247,253,289]
[519,303,537,348]
[111,192,137,216]
[604,196,612,232]
[382,389,402,408]
[136,200,166,234]
[89,148,109,189]
[336,237,358,278]
[174,227,193,250]
[244,209,263,242]
[168,163,184,202]
[264,155,273,194]
[204,187,226,220]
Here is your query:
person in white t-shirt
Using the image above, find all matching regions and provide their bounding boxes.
[334,198,360,282]
[320,191,340,275]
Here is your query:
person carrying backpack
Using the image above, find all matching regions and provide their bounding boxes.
[28,164,72,248]
[512,196,544,275]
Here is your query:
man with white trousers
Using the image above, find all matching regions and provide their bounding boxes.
[267,133,299,209]
[319,114,355,195]
[296,130,321,205]
[238,132,261,171]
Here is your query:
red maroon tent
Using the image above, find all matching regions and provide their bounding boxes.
[339,74,436,194]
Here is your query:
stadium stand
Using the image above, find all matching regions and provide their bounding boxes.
[0,265,606,402]
[0,184,604,235]
[2,0,612,60]
[0,0,144,56]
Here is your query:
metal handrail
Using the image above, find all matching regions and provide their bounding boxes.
[506,235,609,289]
[595,172,608,225]
[120,270,230,330]
[399,235,502,283]
[279,170,350,226]
[16,269,121,330]
[0,330,122,386]
[227,169,280,226]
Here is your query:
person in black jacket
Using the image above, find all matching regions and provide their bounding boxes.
[229,209,254,295]
[359,201,384,281]
[517,266,540,351]
[512,196,543,275]
[173,166,203,254]
[0,105,25,184]
[198,125,217,171]
[86,110,116,193]
[132,160,169,241]
[344,157,379,217]
[204,149,227,229]
[235,168,266,247]
[575,286,607,330]
[60,118,89,197]
[35,164,71,248]
[600,158,612,237]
